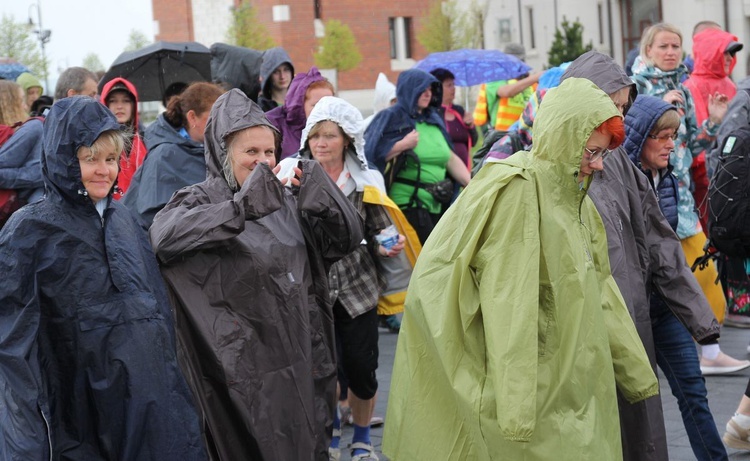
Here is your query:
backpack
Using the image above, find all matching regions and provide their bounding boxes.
[470,129,524,177]
[707,123,750,257]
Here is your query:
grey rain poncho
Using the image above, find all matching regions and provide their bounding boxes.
[150,89,364,461]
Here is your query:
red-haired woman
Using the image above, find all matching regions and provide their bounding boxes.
[383,77,657,460]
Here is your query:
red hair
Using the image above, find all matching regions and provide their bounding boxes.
[595,116,625,149]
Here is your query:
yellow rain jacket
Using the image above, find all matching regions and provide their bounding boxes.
[383,78,658,461]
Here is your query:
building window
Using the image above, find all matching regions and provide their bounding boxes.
[527,8,535,49]
[597,3,604,44]
[314,0,321,19]
[389,17,412,60]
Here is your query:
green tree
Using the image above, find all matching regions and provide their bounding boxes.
[547,17,593,66]
[0,15,47,82]
[314,20,362,72]
[124,29,150,52]
[82,52,105,73]
[227,2,276,50]
[417,0,480,53]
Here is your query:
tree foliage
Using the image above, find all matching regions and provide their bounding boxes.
[547,17,593,67]
[227,2,276,50]
[82,53,105,72]
[417,0,483,53]
[0,15,47,81]
[124,29,150,52]
[314,20,362,72]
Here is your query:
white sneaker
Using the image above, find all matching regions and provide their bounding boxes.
[700,352,750,375]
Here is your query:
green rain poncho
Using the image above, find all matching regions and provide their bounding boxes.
[382,78,658,461]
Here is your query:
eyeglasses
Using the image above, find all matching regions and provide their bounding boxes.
[647,132,679,144]
[584,146,611,163]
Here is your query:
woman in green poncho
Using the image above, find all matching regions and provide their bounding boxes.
[382,77,659,461]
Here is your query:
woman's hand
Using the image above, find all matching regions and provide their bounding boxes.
[708,92,729,125]
[662,90,684,107]
[401,130,419,150]
[274,164,303,187]
[378,234,406,258]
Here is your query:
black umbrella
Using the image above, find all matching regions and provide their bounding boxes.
[99,41,212,102]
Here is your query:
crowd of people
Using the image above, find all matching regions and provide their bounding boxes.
[1,19,750,461]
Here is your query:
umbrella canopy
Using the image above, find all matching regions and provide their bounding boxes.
[414,48,532,86]
[0,58,31,81]
[99,41,212,102]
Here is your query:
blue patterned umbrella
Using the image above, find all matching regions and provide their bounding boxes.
[414,48,531,86]
[0,60,31,81]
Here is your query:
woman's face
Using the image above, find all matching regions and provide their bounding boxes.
[724,52,733,75]
[308,121,346,167]
[578,129,612,182]
[304,86,334,118]
[441,78,455,105]
[417,87,432,110]
[187,109,211,143]
[230,126,277,187]
[641,128,676,172]
[106,91,134,125]
[609,87,631,115]
[77,139,119,204]
[646,31,682,71]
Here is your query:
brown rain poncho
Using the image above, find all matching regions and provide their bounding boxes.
[150,89,364,461]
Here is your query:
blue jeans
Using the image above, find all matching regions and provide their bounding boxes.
[651,297,728,461]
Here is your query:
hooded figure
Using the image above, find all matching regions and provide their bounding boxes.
[364,68,449,173]
[100,77,148,196]
[266,67,329,160]
[15,72,43,109]
[149,89,364,461]
[382,78,658,461]
[684,28,739,127]
[209,42,263,101]
[567,52,721,459]
[0,96,206,460]
[258,47,295,112]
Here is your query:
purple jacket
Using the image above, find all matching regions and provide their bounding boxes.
[266,67,326,160]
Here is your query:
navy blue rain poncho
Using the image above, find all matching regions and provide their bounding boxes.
[364,68,453,173]
[0,96,206,460]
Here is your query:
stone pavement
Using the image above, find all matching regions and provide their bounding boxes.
[336,322,750,460]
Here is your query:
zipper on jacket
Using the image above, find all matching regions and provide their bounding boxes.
[39,406,53,461]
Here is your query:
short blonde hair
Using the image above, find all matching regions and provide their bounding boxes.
[0,81,28,126]
[639,23,683,67]
[81,130,127,160]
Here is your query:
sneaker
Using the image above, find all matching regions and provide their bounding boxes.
[724,417,750,450]
[379,314,401,333]
[700,352,750,375]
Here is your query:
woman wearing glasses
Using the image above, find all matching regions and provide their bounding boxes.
[383,77,658,460]
[631,24,743,378]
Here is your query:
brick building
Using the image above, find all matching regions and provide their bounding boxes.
[152,0,432,92]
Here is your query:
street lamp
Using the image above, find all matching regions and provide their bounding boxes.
[28,1,51,92]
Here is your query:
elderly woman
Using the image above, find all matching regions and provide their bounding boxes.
[0,96,205,460]
[383,78,658,460]
[279,96,410,461]
[149,89,363,461]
